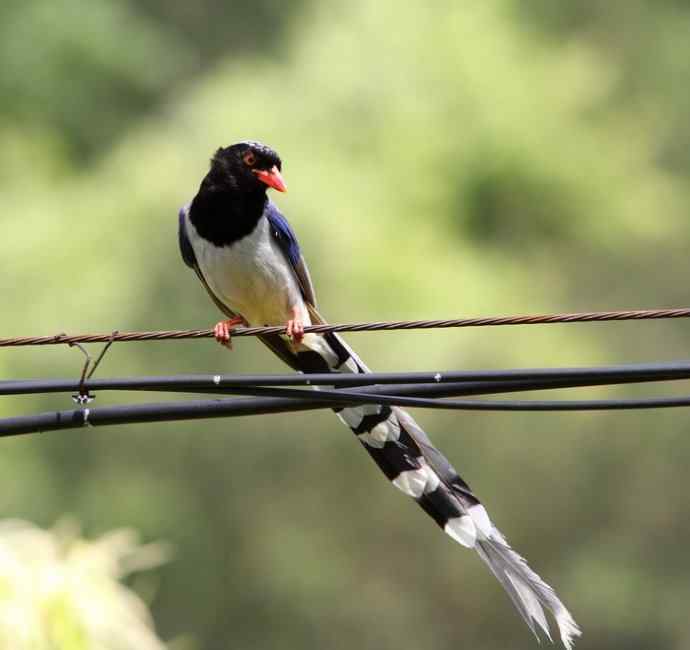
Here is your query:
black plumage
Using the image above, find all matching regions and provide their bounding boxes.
[189,141,282,247]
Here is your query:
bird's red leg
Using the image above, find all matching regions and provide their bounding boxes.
[213,315,246,349]
[286,306,305,345]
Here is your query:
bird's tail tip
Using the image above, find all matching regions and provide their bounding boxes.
[475,531,581,650]
[553,607,582,650]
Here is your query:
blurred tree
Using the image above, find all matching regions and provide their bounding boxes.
[0,0,304,162]
[512,0,690,176]
[128,0,305,61]
[0,0,192,161]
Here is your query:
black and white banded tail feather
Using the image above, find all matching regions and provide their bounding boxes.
[259,306,581,650]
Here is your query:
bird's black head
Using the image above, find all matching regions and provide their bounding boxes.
[208,141,287,194]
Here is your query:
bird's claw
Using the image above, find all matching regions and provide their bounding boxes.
[213,316,246,349]
[286,317,305,345]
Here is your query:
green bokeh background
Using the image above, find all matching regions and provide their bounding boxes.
[1,1,689,648]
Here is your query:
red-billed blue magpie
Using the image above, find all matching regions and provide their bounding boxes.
[179,141,580,648]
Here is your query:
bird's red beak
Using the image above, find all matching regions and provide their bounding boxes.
[254,165,287,192]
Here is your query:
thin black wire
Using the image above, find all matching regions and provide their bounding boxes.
[4,361,690,395]
[0,376,661,403]
[0,376,659,399]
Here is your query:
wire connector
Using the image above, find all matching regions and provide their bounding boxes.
[68,331,118,406]
[72,393,94,406]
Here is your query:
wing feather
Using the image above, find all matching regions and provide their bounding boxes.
[265,202,317,307]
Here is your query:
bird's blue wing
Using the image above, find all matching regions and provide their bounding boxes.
[178,205,197,269]
[265,202,317,307]
[265,202,300,267]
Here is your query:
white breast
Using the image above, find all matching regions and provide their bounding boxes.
[185,213,307,327]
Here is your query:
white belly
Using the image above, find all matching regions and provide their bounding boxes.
[186,214,307,326]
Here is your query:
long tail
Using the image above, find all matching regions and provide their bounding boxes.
[259,309,580,649]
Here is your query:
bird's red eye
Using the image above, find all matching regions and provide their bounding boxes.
[243,151,257,167]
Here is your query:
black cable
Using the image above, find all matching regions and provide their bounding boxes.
[3,387,690,436]
[3,360,690,395]
[4,361,690,436]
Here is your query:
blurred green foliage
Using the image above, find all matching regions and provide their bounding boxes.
[1,1,690,649]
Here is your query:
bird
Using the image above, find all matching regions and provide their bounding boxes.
[178,140,581,649]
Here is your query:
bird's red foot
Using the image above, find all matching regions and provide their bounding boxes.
[286,308,305,345]
[213,316,246,349]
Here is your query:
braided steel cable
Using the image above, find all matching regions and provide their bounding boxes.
[2,307,690,347]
